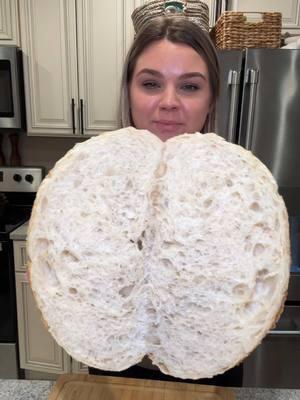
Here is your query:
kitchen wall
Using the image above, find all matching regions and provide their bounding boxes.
[1,132,87,173]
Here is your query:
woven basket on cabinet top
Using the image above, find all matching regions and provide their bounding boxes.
[131,0,210,34]
[213,11,282,50]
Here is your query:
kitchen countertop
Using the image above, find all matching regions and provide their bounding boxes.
[10,221,29,240]
[0,379,54,400]
[1,379,300,400]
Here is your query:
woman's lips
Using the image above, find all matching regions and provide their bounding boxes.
[153,120,184,132]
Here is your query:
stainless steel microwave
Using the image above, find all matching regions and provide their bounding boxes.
[0,46,26,131]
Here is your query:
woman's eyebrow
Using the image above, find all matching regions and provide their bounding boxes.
[180,72,207,81]
[135,68,162,77]
[135,69,207,81]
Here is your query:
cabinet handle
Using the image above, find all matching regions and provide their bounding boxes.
[80,99,84,135]
[71,98,75,134]
[269,330,300,336]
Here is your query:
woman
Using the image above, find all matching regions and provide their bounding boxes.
[90,16,243,387]
[118,16,219,141]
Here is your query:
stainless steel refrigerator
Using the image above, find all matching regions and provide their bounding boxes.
[216,49,300,388]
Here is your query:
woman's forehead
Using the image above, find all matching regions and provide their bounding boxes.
[134,39,209,77]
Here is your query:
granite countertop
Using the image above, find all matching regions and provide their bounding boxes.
[0,379,54,400]
[1,380,300,400]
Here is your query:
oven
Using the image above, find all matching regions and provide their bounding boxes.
[243,190,300,388]
[0,46,26,131]
[0,167,43,378]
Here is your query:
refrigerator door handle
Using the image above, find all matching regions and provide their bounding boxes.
[227,70,241,143]
[269,330,300,336]
[245,69,259,150]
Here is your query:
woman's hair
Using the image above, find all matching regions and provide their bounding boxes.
[118,17,220,133]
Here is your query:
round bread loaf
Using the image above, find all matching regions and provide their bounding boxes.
[27,127,290,379]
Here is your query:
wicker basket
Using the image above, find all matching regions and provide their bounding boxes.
[132,1,210,34]
[213,11,282,50]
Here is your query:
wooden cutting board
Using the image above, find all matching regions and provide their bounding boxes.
[48,374,235,400]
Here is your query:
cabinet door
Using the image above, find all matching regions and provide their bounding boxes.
[76,0,137,134]
[227,0,300,33]
[15,272,71,373]
[19,0,79,136]
[71,359,88,374]
[0,0,19,45]
[13,240,27,273]
[124,0,147,54]
[202,0,217,27]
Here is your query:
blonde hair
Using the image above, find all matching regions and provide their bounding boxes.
[118,17,220,133]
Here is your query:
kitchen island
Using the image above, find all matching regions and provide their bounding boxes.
[1,379,300,400]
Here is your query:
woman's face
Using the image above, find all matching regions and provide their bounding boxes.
[129,39,212,141]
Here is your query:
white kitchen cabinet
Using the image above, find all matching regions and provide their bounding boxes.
[0,0,20,45]
[15,271,71,374]
[226,0,300,33]
[19,0,141,137]
[202,0,218,27]
[76,0,141,135]
[71,360,89,374]
[13,239,88,374]
[13,240,27,272]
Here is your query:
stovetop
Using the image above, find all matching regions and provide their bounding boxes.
[0,167,44,239]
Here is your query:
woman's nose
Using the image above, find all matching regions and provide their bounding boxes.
[159,86,179,110]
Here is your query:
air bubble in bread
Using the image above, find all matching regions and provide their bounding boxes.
[27,127,290,379]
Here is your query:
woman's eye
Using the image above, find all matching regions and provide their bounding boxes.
[181,83,200,92]
[142,81,161,90]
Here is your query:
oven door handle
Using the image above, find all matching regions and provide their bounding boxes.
[269,330,300,336]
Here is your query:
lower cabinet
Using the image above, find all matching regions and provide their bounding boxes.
[72,360,89,374]
[14,240,88,375]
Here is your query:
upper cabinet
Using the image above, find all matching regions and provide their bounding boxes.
[226,0,300,33]
[201,0,218,27]
[0,0,20,45]
[76,0,138,136]
[19,0,142,137]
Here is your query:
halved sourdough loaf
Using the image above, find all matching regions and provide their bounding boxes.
[27,127,290,379]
